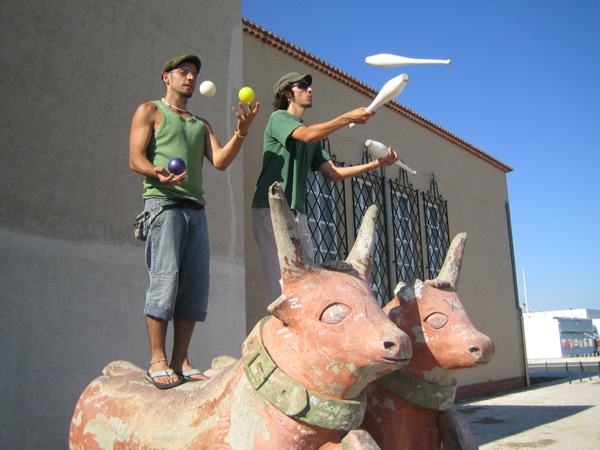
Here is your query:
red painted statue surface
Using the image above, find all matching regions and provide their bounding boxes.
[362,233,495,450]
[69,183,412,450]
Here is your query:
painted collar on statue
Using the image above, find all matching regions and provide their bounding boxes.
[242,320,367,431]
[377,370,457,411]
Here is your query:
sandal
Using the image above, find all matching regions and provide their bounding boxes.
[145,368,184,390]
[177,368,208,382]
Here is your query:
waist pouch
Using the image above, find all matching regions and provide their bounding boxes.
[133,200,204,241]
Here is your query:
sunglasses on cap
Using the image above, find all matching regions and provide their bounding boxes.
[291,81,311,90]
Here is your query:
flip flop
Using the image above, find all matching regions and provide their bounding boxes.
[145,368,184,390]
[177,368,208,382]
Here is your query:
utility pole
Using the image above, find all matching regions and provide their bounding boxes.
[522,267,529,313]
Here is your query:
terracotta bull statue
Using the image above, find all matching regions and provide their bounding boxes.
[69,183,412,450]
[361,233,495,450]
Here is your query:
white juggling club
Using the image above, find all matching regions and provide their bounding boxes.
[350,73,409,128]
[366,73,409,112]
[365,54,451,68]
[365,139,417,175]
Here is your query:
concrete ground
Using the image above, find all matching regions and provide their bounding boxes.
[457,358,600,449]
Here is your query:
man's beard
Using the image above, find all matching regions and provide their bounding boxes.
[175,85,194,99]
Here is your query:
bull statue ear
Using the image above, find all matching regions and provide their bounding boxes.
[345,205,379,281]
[268,182,317,283]
[426,232,467,289]
[394,281,414,300]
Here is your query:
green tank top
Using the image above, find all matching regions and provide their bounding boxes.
[142,100,207,205]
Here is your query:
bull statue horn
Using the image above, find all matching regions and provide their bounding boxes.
[268,182,317,281]
[345,205,379,281]
[427,232,467,289]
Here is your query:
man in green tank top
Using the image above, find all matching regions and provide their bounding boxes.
[252,72,399,302]
[129,55,259,389]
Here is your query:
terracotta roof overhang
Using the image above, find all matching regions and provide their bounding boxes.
[243,19,513,174]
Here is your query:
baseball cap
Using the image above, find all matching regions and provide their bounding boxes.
[161,55,201,79]
[273,72,312,95]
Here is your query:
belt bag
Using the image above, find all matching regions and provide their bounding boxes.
[133,206,164,241]
[133,200,205,241]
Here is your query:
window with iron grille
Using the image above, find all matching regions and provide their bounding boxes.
[422,174,450,279]
[350,150,392,305]
[306,141,451,305]
[389,170,424,284]
[306,138,348,265]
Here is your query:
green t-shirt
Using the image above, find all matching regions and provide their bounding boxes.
[252,110,331,214]
[142,100,207,205]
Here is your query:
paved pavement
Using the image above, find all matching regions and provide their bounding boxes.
[457,359,600,449]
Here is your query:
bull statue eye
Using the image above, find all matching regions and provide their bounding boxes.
[424,312,448,329]
[320,303,351,324]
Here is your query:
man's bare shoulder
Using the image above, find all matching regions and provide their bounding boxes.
[135,101,159,116]
[198,116,210,126]
[132,101,161,126]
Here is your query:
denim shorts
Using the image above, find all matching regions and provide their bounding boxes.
[143,198,210,322]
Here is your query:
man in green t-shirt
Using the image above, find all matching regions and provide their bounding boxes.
[252,72,399,302]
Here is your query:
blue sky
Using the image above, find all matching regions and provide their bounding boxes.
[242,0,599,312]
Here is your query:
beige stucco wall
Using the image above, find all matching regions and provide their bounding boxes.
[242,29,525,389]
[0,1,246,448]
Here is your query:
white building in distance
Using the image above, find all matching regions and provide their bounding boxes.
[523,309,600,359]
